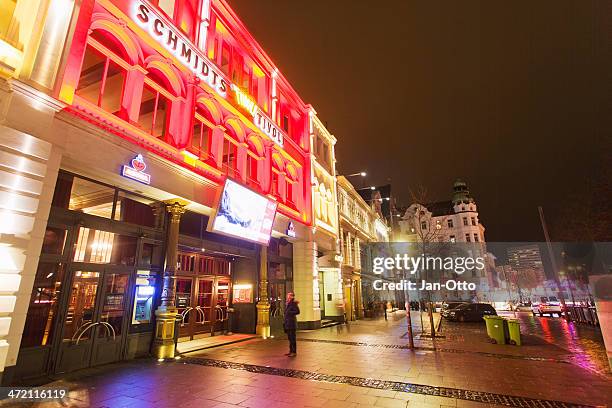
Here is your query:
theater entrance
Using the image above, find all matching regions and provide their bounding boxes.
[175,252,232,342]
[54,266,132,374]
[175,276,231,341]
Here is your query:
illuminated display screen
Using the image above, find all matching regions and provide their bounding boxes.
[208,179,277,245]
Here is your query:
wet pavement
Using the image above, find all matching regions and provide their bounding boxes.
[1,312,610,408]
[499,311,610,376]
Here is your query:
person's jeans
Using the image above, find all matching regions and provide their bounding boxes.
[286,329,297,353]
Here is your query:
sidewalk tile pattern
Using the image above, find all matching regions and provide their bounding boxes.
[182,357,594,408]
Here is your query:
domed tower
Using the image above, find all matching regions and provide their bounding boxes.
[452,179,474,205]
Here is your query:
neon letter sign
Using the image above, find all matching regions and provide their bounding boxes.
[231,84,284,147]
[133,2,228,97]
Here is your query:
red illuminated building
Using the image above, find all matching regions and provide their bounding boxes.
[0,0,330,381]
[60,0,312,222]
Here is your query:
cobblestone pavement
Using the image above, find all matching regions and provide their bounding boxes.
[1,313,609,408]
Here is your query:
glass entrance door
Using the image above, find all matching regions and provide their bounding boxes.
[177,276,231,341]
[55,268,131,373]
[194,278,214,337]
[213,278,230,333]
[176,277,193,339]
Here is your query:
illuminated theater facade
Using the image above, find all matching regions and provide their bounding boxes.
[0,0,323,382]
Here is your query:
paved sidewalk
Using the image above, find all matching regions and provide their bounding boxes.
[1,314,609,408]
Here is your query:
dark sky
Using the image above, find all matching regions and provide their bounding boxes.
[228,1,608,241]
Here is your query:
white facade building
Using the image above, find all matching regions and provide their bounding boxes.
[398,180,491,300]
[398,180,485,244]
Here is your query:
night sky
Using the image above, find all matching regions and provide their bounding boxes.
[228,1,608,241]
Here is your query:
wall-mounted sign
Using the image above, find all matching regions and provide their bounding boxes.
[233,283,253,303]
[133,2,285,148]
[208,179,277,245]
[121,154,151,184]
[133,2,228,97]
[231,84,284,147]
[286,221,296,238]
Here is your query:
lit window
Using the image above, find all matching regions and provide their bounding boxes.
[138,72,174,140]
[231,54,242,84]
[21,262,66,347]
[222,137,238,177]
[271,170,280,197]
[191,109,212,159]
[220,43,231,75]
[286,179,296,205]
[76,44,126,116]
[74,227,114,263]
[241,66,251,94]
[66,176,115,219]
[139,85,168,138]
[449,235,456,243]
[247,153,258,184]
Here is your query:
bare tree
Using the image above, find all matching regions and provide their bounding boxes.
[407,186,448,338]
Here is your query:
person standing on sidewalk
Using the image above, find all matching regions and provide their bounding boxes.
[284,292,300,356]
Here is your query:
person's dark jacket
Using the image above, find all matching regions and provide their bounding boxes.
[284,300,300,331]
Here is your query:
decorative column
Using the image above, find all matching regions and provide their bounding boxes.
[293,241,321,329]
[153,200,187,359]
[255,245,270,338]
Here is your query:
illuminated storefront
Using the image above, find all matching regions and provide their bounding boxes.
[0,0,315,383]
[337,176,391,320]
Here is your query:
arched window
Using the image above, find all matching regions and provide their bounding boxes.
[138,69,176,140]
[285,163,298,206]
[246,136,264,186]
[270,152,284,199]
[190,105,213,160]
[75,31,130,117]
[221,136,238,177]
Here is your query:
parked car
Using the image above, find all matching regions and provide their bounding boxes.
[441,301,469,318]
[446,303,497,322]
[531,296,563,317]
[513,302,533,312]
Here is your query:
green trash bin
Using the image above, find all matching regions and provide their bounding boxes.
[506,319,522,346]
[483,315,506,344]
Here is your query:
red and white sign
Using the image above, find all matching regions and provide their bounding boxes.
[121,154,151,184]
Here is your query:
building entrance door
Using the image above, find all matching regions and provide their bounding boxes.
[176,276,231,341]
[54,268,131,373]
[269,282,286,336]
[318,272,326,318]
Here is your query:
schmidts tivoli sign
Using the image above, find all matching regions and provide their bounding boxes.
[133,1,284,147]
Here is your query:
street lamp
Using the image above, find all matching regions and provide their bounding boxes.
[345,171,367,178]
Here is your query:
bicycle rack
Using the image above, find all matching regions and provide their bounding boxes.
[71,321,96,343]
[179,307,193,326]
[194,306,206,324]
[74,321,116,345]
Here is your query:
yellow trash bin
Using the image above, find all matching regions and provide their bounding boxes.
[483,315,506,344]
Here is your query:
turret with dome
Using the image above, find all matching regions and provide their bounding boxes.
[452,179,475,205]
